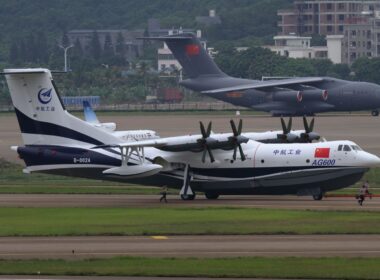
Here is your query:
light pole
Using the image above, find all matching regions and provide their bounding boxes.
[58,44,73,72]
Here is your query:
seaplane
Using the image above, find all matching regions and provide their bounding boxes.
[3,68,380,201]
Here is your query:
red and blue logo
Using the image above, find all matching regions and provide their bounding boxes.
[38,88,52,104]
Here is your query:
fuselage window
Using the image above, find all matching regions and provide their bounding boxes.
[343,145,351,151]
[338,145,343,151]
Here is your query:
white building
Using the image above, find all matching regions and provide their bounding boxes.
[264,34,343,64]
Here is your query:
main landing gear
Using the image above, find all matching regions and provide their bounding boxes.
[205,192,220,200]
[313,193,324,201]
[180,164,196,201]
[371,110,379,117]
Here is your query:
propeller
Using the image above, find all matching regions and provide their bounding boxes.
[228,119,249,161]
[277,117,297,142]
[197,121,217,163]
[300,116,320,142]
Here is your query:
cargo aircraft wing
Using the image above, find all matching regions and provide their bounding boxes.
[201,77,325,94]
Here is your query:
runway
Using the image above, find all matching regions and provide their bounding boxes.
[0,277,290,280]
[0,235,379,259]
[0,194,378,211]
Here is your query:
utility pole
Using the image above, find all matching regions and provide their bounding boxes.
[58,44,74,72]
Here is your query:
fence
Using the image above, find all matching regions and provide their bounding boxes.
[0,102,246,112]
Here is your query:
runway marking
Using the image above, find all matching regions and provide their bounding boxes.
[151,236,168,240]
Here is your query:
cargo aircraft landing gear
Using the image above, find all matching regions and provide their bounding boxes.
[180,164,196,200]
[371,110,379,116]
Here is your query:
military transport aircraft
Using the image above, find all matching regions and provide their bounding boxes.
[82,100,160,141]
[4,68,380,201]
[144,33,380,116]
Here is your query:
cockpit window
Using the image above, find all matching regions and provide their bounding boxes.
[338,145,343,151]
[343,145,351,151]
[351,145,362,151]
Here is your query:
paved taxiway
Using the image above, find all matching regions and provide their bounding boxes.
[0,194,378,211]
[0,235,380,259]
[0,277,293,280]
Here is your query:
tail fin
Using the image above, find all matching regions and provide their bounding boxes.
[147,33,227,79]
[83,100,100,124]
[3,68,119,146]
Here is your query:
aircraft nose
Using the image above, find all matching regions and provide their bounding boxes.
[361,152,380,167]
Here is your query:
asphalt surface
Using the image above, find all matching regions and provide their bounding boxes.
[2,113,380,163]
[0,194,377,211]
[0,277,297,280]
[1,234,380,259]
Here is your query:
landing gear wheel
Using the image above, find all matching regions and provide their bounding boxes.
[313,193,324,201]
[205,192,219,200]
[181,194,196,201]
[372,110,379,116]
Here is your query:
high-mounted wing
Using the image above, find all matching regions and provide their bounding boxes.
[201,77,325,94]
[93,120,249,165]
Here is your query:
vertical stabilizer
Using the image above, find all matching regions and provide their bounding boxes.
[83,100,100,123]
[148,33,227,79]
[4,68,119,146]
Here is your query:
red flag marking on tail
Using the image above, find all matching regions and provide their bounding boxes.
[186,44,200,56]
[314,148,330,158]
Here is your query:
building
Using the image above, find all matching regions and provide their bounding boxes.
[196,10,222,26]
[341,12,380,64]
[278,0,380,36]
[264,34,346,63]
[265,35,328,59]
[67,29,144,62]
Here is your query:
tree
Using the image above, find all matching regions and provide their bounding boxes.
[9,41,19,64]
[36,31,49,64]
[61,31,71,48]
[26,34,36,62]
[90,30,102,60]
[115,32,125,56]
[352,57,380,83]
[102,33,114,63]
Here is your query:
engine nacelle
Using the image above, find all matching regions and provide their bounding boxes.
[273,91,303,103]
[103,163,163,178]
[302,89,328,101]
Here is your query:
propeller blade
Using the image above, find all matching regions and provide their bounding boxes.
[309,118,315,132]
[200,121,207,138]
[287,117,292,133]
[206,121,212,137]
[280,117,287,133]
[202,149,207,163]
[233,146,237,160]
[230,119,238,136]
[302,116,309,133]
[238,119,243,135]
[238,144,246,161]
[207,147,215,163]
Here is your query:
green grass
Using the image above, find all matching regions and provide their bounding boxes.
[0,207,379,236]
[0,256,380,279]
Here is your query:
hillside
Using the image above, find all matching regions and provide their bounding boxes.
[0,0,291,49]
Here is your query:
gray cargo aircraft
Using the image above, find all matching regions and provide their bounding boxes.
[145,33,380,116]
